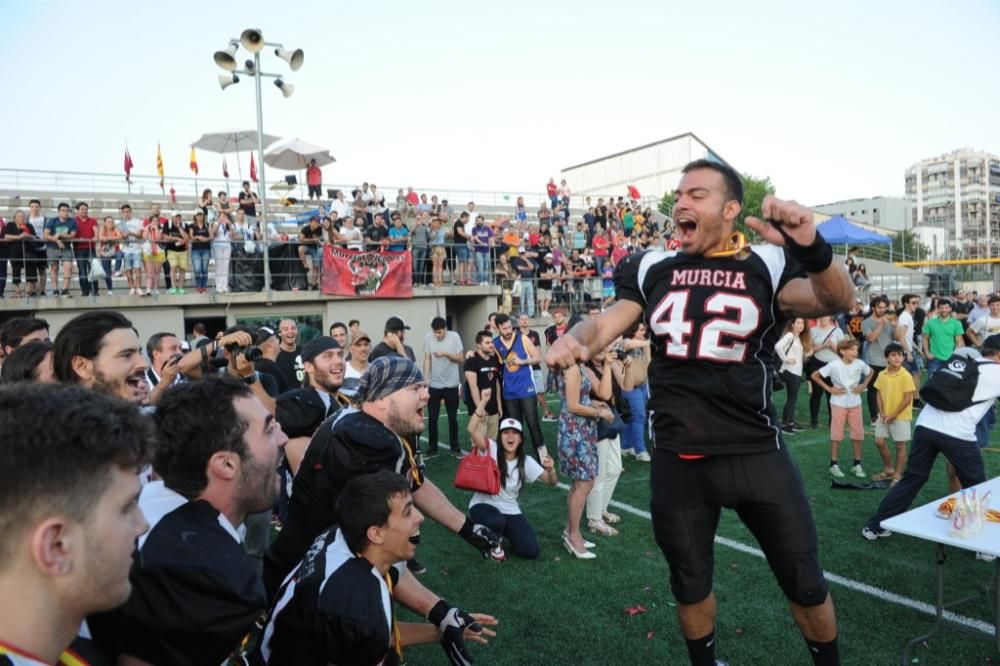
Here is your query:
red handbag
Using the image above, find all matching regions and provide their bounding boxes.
[454,445,501,495]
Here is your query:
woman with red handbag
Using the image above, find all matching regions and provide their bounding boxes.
[465,389,557,560]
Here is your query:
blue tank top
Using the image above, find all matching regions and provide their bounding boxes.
[493,333,535,399]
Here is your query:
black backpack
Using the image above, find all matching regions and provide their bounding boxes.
[919,355,985,411]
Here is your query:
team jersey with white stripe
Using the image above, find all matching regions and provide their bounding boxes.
[614,245,804,455]
[259,529,405,665]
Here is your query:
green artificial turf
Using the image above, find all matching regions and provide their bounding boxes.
[398,395,1000,665]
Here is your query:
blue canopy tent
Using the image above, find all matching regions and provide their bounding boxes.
[817,215,894,261]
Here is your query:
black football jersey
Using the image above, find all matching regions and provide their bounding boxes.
[258,529,404,666]
[89,497,265,666]
[615,245,804,455]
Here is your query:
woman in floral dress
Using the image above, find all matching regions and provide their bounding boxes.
[558,363,613,559]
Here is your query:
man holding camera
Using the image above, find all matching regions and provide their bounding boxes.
[170,324,279,415]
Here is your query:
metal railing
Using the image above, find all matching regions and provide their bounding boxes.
[0,167,635,218]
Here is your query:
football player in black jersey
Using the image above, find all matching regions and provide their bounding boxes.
[546,160,854,666]
[259,470,497,665]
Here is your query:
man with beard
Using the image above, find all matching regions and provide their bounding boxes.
[370,316,416,362]
[0,384,152,666]
[258,471,497,666]
[263,356,502,600]
[276,336,347,478]
[546,160,854,666]
[493,313,547,459]
[53,310,150,403]
[90,376,288,666]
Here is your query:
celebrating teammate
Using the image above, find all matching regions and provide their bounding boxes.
[546,159,854,666]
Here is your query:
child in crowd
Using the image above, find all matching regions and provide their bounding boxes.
[871,342,916,486]
[811,338,873,478]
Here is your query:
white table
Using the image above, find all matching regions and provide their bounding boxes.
[881,477,1000,662]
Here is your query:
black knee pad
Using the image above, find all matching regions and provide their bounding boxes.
[772,551,830,607]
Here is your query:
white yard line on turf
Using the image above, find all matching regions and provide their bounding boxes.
[552,482,996,638]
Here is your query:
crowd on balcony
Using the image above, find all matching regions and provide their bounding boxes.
[0,178,667,317]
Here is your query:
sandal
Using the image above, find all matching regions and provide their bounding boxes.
[871,470,895,482]
[587,519,619,537]
[602,511,621,524]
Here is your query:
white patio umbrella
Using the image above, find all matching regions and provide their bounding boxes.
[264,139,336,200]
[191,128,282,181]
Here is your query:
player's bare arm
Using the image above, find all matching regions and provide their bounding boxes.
[545,299,643,369]
[746,195,855,318]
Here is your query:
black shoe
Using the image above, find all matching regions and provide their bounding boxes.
[451,449,469,458]
[790,423,806,432]
[781,424,796,435]
[61,289,71,297]
[423,450,439,460]
[809,421,819,429]
[407,558,427,575]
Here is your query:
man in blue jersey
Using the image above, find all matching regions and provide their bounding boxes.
[546,160,855,666]
[493,313,547,460]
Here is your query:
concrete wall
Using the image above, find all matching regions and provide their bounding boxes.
[10,293,499,363]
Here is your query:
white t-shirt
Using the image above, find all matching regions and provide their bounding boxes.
[970,315,1000,340]
[331,199,353,220]
[338,226,364,250]
[469,439,544,515]
[916,360,1000,441]
[424,331,463,388]
[810,324,844,363]
[819,358,871,408]
[28,214,46,238]
[119,218,144,253]
[896,310,915,352]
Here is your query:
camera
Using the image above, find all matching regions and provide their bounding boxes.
[235,346,263,363]
[612,344,627,358]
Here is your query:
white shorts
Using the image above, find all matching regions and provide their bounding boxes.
[874,418,911,442]
[532,369,544,394]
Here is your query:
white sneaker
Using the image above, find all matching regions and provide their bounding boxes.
[829,464,846,478]
[635,452,651,462]
[851,464,866,478]
[106,290,113,296]
[975,552,996,562]
[620,448,635,458]
[541,310,551,318]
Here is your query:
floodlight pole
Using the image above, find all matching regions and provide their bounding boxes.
[252,49,271,294]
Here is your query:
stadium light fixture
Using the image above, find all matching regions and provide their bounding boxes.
[213,28,305,292]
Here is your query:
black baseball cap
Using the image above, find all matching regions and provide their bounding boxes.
[301,335,341,363]
[385,316,410,332]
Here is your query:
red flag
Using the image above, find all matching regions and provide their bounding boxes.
[124,148,134,183]
[222,157,229,179]
[250,152,258,183]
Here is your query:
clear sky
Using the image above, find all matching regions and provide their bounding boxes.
[1,0,997,206]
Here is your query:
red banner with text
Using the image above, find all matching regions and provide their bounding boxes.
[322,246,413,298]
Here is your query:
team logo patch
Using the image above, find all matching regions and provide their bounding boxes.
[347,253,390,296]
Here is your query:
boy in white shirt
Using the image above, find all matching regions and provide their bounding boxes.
[811,338,873,478]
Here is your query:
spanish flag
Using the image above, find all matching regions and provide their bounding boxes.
[189,147,199,176]
[156,143,165,192]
